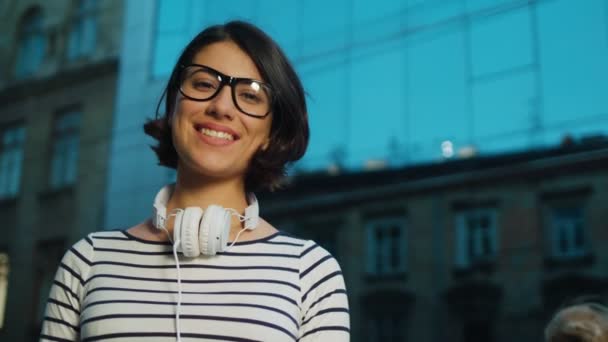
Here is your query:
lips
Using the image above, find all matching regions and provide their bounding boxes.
[193,123,240,144]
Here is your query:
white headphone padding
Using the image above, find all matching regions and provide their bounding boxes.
[200,205,230,255]
[180,207,203,257]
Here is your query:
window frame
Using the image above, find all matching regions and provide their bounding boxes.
[14,7,46,79]
[47,107,82,190]
[546,203,588,260]
[454,207,498,270]
[365,216,407,277]
[67,0,98,60]
[0,122,26,200]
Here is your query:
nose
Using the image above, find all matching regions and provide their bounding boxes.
[205,85,235,120]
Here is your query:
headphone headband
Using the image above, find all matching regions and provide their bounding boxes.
[244,193,259,229]
[152,184,173,229]
[152,184,259,231]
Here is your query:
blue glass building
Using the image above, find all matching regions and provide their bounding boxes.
[106,0,608,227]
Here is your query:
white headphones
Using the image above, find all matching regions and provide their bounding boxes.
[151,184,259,256]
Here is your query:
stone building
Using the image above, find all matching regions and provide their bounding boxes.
[0,1,122,340]
[262,137,608,342]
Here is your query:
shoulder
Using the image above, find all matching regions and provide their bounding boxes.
[261,221,339,264]
[67,229,132,258]
[57,231,126,284]
[72,228,125,247]
[299,240,342,275]
[258,220,310,250]
[263,224,342,275]
[80,229,131,246]
[296,239,348,312]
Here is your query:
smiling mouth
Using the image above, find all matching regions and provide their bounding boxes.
[199,127,235,141]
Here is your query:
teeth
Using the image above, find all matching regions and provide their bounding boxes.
[200,128,234,141]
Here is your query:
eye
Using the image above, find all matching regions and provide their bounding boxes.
[184,67,220,92]
[192,79,216,91]
[238,91,263,104]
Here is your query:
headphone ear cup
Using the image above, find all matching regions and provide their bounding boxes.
[200,205,231,256]
[180,207,203,257]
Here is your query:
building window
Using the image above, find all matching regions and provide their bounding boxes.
[49,110,81,189]
[365,217,407,276]
[15,8,46,78]
[0,124,26,199]
[0,252,9,330]
[548,206,586,259]
[67,0,97,60]
[454,208,498,269]
[366,313,406,342]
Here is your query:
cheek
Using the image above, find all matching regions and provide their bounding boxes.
[170,113,180,138]
[243,116,271,142]
[170,112,189,154]
[257,118,272,143]
[171,103,192,135]
[252,127,271,152]
[171,97,195,124]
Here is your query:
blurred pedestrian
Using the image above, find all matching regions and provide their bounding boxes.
[545,298,608,342]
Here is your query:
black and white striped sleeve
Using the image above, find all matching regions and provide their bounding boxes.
[40,235,94,341]
[298,241,350,341]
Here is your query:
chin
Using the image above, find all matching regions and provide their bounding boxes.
[191,159,245,180]
[176,147,251,180]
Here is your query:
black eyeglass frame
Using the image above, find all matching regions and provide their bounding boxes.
[178,64,273,118]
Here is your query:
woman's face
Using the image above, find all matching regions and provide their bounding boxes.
[171,41,272,184]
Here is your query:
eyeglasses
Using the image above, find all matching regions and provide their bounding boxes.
[179,64,273,118]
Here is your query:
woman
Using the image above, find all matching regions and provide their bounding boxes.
[41,21,350,341]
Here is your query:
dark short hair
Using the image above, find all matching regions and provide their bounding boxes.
[144,21,309,192]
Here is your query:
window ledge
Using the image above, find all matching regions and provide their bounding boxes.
[544,253,595,270]
[453,261,496,278]
[364,272,408,282]
[0,58,118,104]
[38,185,75,200]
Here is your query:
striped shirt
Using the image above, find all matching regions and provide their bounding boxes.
[41,230,349,341]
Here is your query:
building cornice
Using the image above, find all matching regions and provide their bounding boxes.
[0,58,119,105]
[261,144,608,216]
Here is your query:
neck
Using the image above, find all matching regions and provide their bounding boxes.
[162,164,251,239]
[170,174,248,211]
